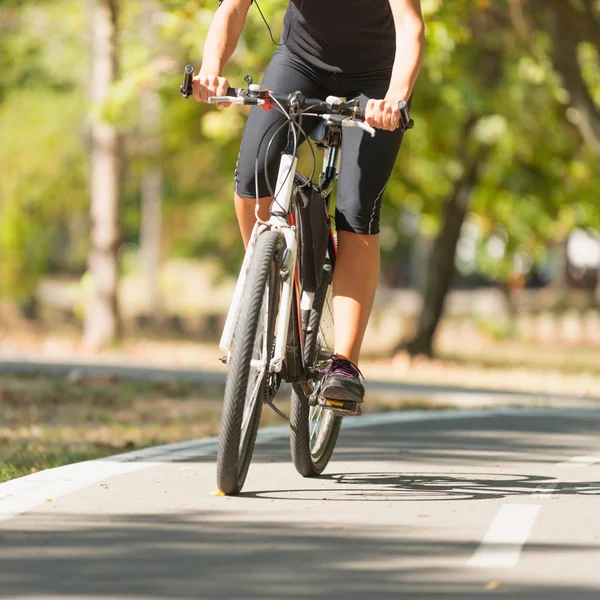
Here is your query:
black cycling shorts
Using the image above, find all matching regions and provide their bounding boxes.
[234,46,407,236]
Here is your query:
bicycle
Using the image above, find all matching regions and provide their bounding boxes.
[181,66,414,495]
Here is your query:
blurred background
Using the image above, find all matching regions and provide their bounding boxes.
[1,0,600,388]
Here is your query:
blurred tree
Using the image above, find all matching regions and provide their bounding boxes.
[403,5,503,356]
[0,2,88,309]
[84,0,122,348]
[0,0,598,348]
[539,0,600,156]
[139,0,164,322]
[397,0,600,356]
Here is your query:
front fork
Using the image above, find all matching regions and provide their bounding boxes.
[219,136,338,375]
[219,153,302,375]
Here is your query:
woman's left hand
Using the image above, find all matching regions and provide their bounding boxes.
[365,96,404,131]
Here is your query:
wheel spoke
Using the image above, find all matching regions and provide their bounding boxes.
[241,371,263,435]
[303,282,337,459]
[309,406,323,445]
[290,264,340,477]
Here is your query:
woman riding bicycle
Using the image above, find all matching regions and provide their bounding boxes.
[193,0,425,414]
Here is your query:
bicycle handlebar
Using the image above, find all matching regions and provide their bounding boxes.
[354,100,414,131]
[180,65,414,133]
[180,65,238,100]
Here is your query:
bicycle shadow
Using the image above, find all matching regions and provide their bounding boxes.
[244,472,600,502]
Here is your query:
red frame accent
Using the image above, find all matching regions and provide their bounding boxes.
[259,95,276,111]
[328,219,337,257]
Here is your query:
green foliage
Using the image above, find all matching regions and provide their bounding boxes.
[0,0,598,303]
[0,89,87,299]
[0,1,88,301]
[381,0,600,284]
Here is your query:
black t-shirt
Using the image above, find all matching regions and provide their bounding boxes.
[282,0,396,74]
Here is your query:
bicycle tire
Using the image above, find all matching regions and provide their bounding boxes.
[290,264,342,477]
[217,230,282,495]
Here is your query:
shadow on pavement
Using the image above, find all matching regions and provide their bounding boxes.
[1,511,599,599]
[246,472,600,502]
[3,412,600,597]
[137,410,600,468]
[242,411,600,468]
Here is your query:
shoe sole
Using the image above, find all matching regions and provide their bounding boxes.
[320,383,364,405]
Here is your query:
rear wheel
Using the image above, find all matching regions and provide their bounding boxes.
[216,231,282,495]
[290,264,342,477]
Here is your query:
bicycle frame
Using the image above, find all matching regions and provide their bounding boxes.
[219,128,340,375]
[219,151,298,373]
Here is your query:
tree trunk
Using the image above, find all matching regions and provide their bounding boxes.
[84,0,121,349]
[140,1,163,321]
[542,0,600,58]
[547,7,600,303]
[401,22,503,358]
[549,8,600,157]
[405,143,486,357]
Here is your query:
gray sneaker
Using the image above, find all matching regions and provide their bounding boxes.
[316,354,365,416]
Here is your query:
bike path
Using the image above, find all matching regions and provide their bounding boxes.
[1,408,600,598]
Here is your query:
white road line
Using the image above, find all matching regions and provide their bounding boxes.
[468,504,541,568]
[0,406,592,523]
[557,454,600,468]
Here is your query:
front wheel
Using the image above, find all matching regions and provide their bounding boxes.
[216,231,282,495]
[290,265,342,477]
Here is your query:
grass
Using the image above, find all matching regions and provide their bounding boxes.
[0,374,453,483]
[0,374,227,483]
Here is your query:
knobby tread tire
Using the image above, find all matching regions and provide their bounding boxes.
[217,231,281,495]
[290,268,342,477]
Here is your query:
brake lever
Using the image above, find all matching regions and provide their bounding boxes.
[344,118,376,138]
[322,114,376,138]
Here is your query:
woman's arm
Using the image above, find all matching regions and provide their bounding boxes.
[365,0,425,131]
[193,0,253,105]
[387,0,425,103]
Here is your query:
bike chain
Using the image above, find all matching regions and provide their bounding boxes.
[263,371,289,421]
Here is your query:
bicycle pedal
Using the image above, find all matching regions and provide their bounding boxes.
[320,398,361,417]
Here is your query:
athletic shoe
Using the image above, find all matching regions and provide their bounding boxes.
[316,354,365,416]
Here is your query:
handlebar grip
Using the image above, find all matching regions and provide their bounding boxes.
[398,100,414,130]
[181,67,239,100]
[180,65,194,98]
[351,103,414,132]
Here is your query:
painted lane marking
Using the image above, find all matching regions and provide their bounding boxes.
[0,407,595,523]
[557,454,600,468]
[468,504,541,568]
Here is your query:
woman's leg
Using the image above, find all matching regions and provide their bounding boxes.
[235,195,272,248]
[234,48,324,246]
[332,231,380,365]
[334,94,405,367]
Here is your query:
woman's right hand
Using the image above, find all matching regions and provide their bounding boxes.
[192,74,232,108]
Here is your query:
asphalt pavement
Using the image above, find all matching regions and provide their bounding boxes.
[2,407,600,598]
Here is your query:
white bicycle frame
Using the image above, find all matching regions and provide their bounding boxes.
[218,101,375,375]
[219,151,300,374]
